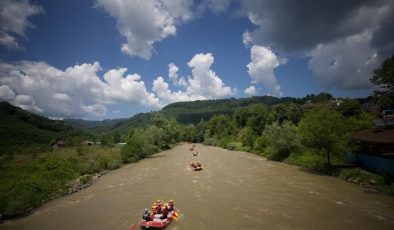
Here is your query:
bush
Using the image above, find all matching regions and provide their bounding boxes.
[107,159,121,170]
[224,141,242,151]
[0,156,78,217]
[77,160,101,174]
[260,121,301,161]
[286,149,326,171]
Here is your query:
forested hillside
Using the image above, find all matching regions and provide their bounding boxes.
[70,95,312,135]
[0,101,85,154]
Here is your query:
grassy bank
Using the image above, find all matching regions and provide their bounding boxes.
[0,146,122,218]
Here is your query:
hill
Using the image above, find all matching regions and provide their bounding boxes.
[63,118,128,134]
[160,96,302,124]
[70,95,304,135]
[0,101,83,154]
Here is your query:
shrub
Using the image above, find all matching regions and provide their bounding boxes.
[286,149,326,171]
[0,156,78,217]
[261,121,301,161]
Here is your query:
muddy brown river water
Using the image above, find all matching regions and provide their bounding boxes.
[2,143,394,230]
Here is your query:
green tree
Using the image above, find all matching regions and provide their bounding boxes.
[261,121,300,161]
[113,130,121,144]
[371,55,394,109]
[371,54,394,91]
[267,103,303,125]
[298,108,346,168]
[238,127,255,149]
[145,125,165,148]
[194,120,208,143]
[121,129,147,163]
[337,99,362,116]
[207,115,234,139]
[233,108,251,128]
[101,134,114,147]
[246,104,269,135]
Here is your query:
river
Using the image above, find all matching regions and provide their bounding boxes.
[2,143,394,230]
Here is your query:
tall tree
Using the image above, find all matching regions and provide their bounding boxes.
[371,54,394,91]
[370,54,394,109]
[113,130,121,144]
[298,108,346,168]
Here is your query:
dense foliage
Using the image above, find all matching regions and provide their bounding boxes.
[370,55,394,109]
[179,98,375,173]
[0,102,89,154]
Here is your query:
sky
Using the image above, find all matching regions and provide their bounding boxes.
[0,0,393,120]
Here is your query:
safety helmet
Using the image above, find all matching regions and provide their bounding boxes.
[169,199,173,203]
[144,208,148,212]
[153,202,157,205]
[157,199,161,203]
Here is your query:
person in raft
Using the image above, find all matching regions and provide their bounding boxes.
[167,199,174,211]
[143,208,152,221]
[161,204,169,219]
[156,200,162,214]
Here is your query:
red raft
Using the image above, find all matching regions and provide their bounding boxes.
[130,210,178,230]
[190,163,202,171]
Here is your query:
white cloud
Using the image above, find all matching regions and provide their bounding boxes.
[0,61,160,118]
[152,76,190,105]
[152,52,236,105]
[0,32,20,49]
[240,0,394,93]
[244,85,257,95]
[0,0,43,49]
[168,62,187,87]
[308,31,379,90]
[187,53,236,98]
[102,68,159,106]
[0,84,15,100]
[95,0,193,59]
[13,94,42,113]
[81,104,107,117]
[247,45,283,97]
[242,31,252,46]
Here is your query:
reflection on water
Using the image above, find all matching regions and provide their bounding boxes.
[2,144,394,230]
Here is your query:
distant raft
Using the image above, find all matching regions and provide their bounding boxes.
[190,162,203,171]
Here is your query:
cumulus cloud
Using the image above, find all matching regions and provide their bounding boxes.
[241,0,386,53]
[0,0,43,49]
[187,53,236,98]
[0,61,159,118]
[244,85,257,95]
[0,84,15,100]
[242,31,252,46]
[13,94,42,113]
[240,0,394,92]
[168,62,187,87]
[153,53,236,105]
[0,53,235,117]
[152,76,191,105]
[247,45,283,97]
[95,0,193,59]
[308,31,379,90]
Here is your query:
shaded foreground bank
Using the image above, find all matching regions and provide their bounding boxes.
[1,144,394,230]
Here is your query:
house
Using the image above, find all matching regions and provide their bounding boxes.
[82,140,94,146]
[302,100,316,109]
[348,111,394,178]
[57,140,66,146]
